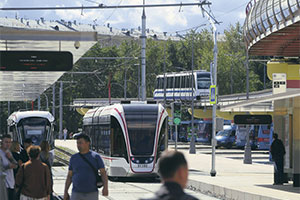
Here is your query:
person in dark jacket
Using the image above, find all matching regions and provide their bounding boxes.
[19,139,32,164]
[140,150,198,200]
[270,133,286,185]
[16,145,51,200]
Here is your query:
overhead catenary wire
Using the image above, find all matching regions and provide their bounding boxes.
[0,2,212,11]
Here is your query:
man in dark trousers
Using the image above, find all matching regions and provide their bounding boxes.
[270,133,286,185]
[140,150,198,200]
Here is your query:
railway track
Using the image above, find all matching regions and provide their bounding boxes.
[54,146,73,166]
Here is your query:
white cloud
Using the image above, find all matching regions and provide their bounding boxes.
[0,0,8,7]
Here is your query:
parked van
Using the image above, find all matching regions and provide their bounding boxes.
[216,125,236,149]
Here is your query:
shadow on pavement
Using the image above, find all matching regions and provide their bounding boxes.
[256,183,300,194]
[108,177,161,183]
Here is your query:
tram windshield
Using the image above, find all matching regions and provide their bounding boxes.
[124,105,158,156]
[197,73,211,89]
[17,117,50,145]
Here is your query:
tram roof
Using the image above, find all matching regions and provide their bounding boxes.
[156,70,209,77]
[7,110,55,124]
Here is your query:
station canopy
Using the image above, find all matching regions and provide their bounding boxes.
[0,26,97,101]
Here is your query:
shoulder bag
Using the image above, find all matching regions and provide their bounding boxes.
[79,154,103,188]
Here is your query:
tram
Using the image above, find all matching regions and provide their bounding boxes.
[7,111,55,149]
[153,70,212,101]
[82,102,168,177]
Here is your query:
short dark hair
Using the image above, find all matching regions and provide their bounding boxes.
[24,138,32,144]
[76,134,90,143]
[158,150,187,179]
[28,145,41,159]
[273,133,278,139]
[1,134,11,140]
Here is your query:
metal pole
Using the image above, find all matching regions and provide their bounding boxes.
[141,0,146,101]
[124,68,127,100]
[7,101,10,134]
[189,33,196,154]
[163,42,168,150]
[231,59,233,94]
[244,125,252,164]
[135,63,140,101]
[246,50,249,99]
[175,124,178,150]
[38,95,41,110]
[52,84,55,117]
[59,81,63,140]
[43,93,49,111]
[207,12,218,177]
[263,64,266,89]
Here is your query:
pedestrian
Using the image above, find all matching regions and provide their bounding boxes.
[63,128,68,141]
[15,145,51,200]
[63,134,108,200]
[140,150,198,200]
[270,133,286,185]
[19,139,32,164]
[10,141,22,178]
[40,141,54,200]
[0,146,8,200]
[0,134,18,200]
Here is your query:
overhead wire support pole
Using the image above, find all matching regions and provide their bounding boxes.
[0,2,212,11]
[201,5,219,177]
[141,0,146,101]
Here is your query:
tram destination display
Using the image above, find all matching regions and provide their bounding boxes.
[234,115,272,125]
[0,51,73,71]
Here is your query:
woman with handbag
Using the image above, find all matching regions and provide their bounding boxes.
[40,141,54,200]
[15,145,51,200]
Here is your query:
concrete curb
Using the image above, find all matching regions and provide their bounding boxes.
[187,179,282,200]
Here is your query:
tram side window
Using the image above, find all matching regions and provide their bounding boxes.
[183,76,187,88]
[179,76,183,88]
[96,125,110,155]
[156,119,167,161]
[160,78,164,89]
[92,125,100,151]
[156,78,159,89]
[167,77,172,89]
[175,76,180,88]
[111,117,128,162]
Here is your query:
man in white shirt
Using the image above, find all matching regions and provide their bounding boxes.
[0,134,17,200]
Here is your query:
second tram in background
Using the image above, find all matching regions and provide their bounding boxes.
[7,111,55,149]
[83,101,168,177]
[153,70,212,101]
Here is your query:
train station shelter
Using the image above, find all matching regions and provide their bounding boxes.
[241,0,300,187]
[0,24,98,101]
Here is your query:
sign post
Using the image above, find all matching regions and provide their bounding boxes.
[209,85,217,105]
[172,102,181,150]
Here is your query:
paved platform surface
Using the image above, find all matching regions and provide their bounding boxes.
[55,140,300,200]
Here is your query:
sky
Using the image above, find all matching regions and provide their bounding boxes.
[0,0,251,34]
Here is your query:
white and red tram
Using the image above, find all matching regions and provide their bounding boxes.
[82,102,168,177]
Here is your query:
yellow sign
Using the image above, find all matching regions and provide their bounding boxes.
[209,85,217,104]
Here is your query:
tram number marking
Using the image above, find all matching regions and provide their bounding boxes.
[137,164,148,168]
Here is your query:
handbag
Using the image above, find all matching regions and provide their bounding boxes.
[16,165,24,200]
[79,154,103,188]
